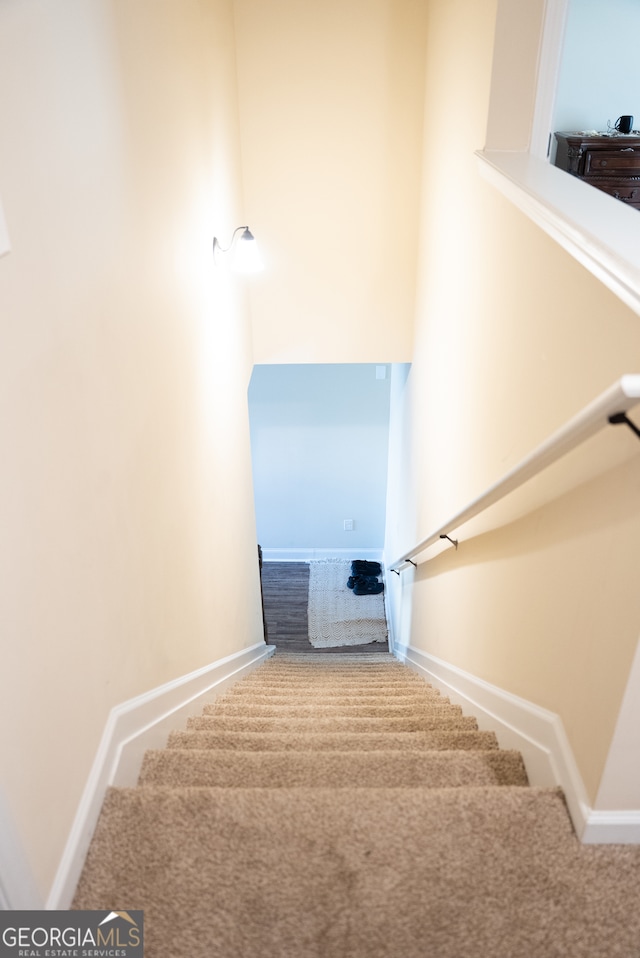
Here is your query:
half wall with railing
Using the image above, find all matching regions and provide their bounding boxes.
[389,374,640,573]
[385,374,640,844]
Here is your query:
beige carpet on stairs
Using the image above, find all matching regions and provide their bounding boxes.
[72,652,640,958]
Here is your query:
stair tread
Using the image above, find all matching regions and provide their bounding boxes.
[240,668,426,676]
[205,702,463,717]
[167,729,500,751]
[138,747,528,788]
[238,681,427,688]
[243,669,422,679]
[223,689,445,701]
[73,785,640,958]
[187,714,479,732]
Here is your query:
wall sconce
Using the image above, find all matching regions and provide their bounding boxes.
[212,226,264,273]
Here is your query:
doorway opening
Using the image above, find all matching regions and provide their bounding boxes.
[247,363,393,562]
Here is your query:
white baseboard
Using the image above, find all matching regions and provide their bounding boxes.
[392,643,640,844]
[262,548,383,562]
[581,810,640,844]
[380,568,396,654]
[47,641,274,909]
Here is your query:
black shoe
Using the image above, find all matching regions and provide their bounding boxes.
[353,579,384,595]
[351,560,381,576]
[348,574,372,589]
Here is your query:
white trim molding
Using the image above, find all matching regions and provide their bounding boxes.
[47,641,274,910]
[592,637,640,823]
[262,547,383,562]
[393,643,640,844]
[380,568,397,656]
[581,810,640,845]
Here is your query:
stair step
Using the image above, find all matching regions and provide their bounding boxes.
[205,701,463,718]
[240,671,425,683]
[187,714,478,733]
[250,676,421,682]
[138,748,528,788]
[167,728,500,751]
[237,681,429,693]
[73,785,627,958]
[255,658,402,668]
[242,662,422,672]
[262,652,395,663]
[224,687,444,701]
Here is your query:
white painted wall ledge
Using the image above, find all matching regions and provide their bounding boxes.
[476,150,640,320]
[393,643,640,844]
[46,640,274,910]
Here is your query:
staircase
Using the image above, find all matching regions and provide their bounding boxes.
[72,651,640,957]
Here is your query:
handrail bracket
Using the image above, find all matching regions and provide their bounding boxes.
[609,411,640,442]
[439,534,459,550]
[390,559,417,575]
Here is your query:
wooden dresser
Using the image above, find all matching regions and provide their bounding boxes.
[554,132,640,209]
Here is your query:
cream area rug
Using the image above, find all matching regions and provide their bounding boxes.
[307,558,388,648]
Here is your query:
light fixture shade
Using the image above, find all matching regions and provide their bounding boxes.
[213,225,264,273]
[233,228,264,273]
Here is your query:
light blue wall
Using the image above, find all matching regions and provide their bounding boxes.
[248,364,392,554]
[553,0,640,135]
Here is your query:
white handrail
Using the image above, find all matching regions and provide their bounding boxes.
[389,374,640,571]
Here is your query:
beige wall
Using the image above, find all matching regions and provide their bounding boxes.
[232,0,428,364]
[0,0,264,898]
[386,0,640,804]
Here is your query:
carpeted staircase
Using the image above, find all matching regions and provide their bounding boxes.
[73,651,640,957]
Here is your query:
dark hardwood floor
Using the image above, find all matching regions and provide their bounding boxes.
[260,561,389,654]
